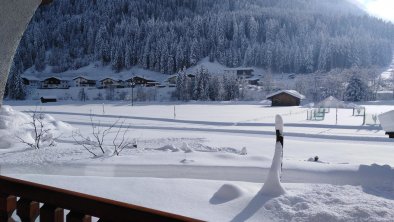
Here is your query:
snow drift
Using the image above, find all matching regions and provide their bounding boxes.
[210,184,244,204]
[0,105,72,149]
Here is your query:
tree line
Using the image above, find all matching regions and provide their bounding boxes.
[12,0,394,76]
[174,67,240,101]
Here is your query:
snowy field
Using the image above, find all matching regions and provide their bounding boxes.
[2,101,394,221]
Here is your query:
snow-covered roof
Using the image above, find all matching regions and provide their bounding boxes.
[379,110,394,132]
[21,75,40,81]
[315,96,346,108]
[41,76,70,81]
[73,76,95,81]
[266,90,305,100]
[224,67,254,71]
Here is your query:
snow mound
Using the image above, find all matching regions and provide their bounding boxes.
[155,144,180,152]
[0,105,73,150]
[210,184,244,204]
[180,159,195,164]
[180,142,193,153]
[0,105,30,130]
[264,184,394,222]
[259,100,272,105]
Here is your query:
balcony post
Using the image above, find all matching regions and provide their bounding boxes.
[16,199,39,222]
[66,212,91,222]
[0,193,16,222]
[40,204,64,222]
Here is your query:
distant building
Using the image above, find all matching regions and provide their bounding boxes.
[224,68,254,78]
[187,74,196,78]
[246,77,260,86]
[73,76,96,87]
[266,90,305,106]
[99,77,123,88]
[21,76,40,88]
[166,75,177,85]
[125,76,157,86]
[376,91,394,100]
[41,77,69,89]
[145,81,160,87]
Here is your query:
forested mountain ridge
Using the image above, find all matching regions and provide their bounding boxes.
[14,0,394,76]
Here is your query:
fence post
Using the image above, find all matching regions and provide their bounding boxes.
[275,115,284,178]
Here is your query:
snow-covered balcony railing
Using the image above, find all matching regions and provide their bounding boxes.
[378,110,394,138]
[0,175,201,222]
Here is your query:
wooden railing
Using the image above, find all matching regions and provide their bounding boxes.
[0,175,202,222]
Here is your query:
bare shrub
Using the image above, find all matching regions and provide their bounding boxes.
[72,112,133,157]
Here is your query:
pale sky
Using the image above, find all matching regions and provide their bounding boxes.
[355,0,394,22]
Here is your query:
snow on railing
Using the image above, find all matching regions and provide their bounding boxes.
[0,175,202,222]
[379,110,394,138]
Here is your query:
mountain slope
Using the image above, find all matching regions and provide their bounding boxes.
[14,0,394,76]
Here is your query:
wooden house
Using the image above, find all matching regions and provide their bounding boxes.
[125,76,157,86]
[99,77,123,88]
[146,81,160,87]
[73,76,96,87]
[224,68,254,78]
[41,77,70,89]
[21,75,40,88]
[247,77,260,86]
[266,90,305,106]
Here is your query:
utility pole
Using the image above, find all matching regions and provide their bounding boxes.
[130,81,136,106]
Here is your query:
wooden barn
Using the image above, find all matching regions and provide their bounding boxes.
[266,90,305,106]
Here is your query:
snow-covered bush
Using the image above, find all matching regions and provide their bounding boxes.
[0,106,70,150]
[16,112,54,149]
[72,114,133,157]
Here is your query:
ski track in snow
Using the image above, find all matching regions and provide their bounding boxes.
[24,110,390,143]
